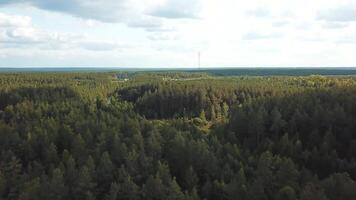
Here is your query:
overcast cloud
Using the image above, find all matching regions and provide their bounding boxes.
[318,5,356,22]
[1,0,356,67]
[0,0,133,22]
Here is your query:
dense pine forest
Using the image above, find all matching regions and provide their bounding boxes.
[1,72,356,200]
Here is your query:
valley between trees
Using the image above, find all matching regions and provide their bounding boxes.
[1,72,356,200]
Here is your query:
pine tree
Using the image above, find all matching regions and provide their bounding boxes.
[199,110,207,121]
[3,155,22,200]
[321,173,356,200]
[247,178,267,200]
[105,182,119,200]
[47,168,68,200]
[45,143,58,166]
[276,186,296,200]
[117,166,140,200]
[71,134,87,165]
[18,178,41,200]
[183,166,198,191]
[0,171,5,197]
[64,155,77,196]
[167,177,185,200]
[300,183,328,200]
[143,175,165,200]
[97,152,114,197]
[222,102,229,118]
[270,107,286,136]
[185,187,200,200]
[225,167,247,200]
[74,166,95,200]
[248,106,266,148]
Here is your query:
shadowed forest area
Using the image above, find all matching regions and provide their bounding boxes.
[1,72,356,200]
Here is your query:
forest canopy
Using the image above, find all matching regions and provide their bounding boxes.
[1,72,356,200]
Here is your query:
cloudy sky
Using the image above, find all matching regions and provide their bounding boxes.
[0,0,356,68]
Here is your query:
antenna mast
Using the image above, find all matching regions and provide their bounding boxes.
[198,51,201,70]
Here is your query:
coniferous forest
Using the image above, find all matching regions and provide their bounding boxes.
[1,71,356,200]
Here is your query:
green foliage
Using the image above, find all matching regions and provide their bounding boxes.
[0,72,356,200]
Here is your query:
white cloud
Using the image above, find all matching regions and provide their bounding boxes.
[318,5,356,22]
[246,8,271,18]
[0,0,130,22]
[321,22,349,29]
[243,32,283,40]
[0,12,32,27]
[335,35,356,44]
[79,41,131,51]
[0,12,133,52]
[0,13,83,49]
[272,21,290,27]
[148,0,202,19]
[147,33,179,41]
[0,0,168,32]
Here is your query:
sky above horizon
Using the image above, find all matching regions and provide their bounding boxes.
[1,0,356,68]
